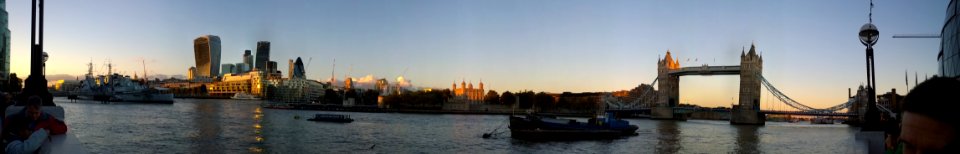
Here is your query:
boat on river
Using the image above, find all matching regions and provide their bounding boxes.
[307,114,354,123]
[231,92,259,100]
[69,62,173,103]
[509,113,638,140]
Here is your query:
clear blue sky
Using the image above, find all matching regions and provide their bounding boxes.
[6,0,947,108]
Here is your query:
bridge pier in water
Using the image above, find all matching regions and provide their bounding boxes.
[731,45,765,125]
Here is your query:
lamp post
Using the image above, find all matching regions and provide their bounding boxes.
[858,0,880,130]
[19,0,53,105]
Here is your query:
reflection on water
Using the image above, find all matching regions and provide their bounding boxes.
[734,125,760,153]
[58,98,865,153]
[251,107,264,153]
[191,102,222,153]
[656,121,681,153]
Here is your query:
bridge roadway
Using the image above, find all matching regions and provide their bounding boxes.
[668,65,741,76]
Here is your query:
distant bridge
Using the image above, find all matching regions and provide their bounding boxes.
[607,108,858,117]
[603,45,868,124]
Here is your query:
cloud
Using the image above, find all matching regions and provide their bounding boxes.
[353,75,376,83]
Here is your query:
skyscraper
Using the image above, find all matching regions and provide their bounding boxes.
[293,57,305,79]
[255,41,270,72]
[193,35,221,78]
[235,62,249,73]
[243,50,253,70]
[266,61,281,78]
[221,63,235,75]
[0,0,10,83]
[187,67,197,80]
[939,0,958,78]
[288,59,294,78]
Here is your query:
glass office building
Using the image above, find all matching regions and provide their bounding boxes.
[194,35,222,78]
[939,0,959,78]
[0,0,10,82]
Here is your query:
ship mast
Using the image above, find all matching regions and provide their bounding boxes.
[107,60,112,76]
[86,59,93,77]
[330,58,336,83]
[142,59,147,81]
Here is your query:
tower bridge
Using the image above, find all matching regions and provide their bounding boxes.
[605,44,869,125]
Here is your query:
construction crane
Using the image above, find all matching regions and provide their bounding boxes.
[396,67,408,81]
[892,33,940,90]
[302,57,312,79]
[330,58,336,83]
[305,57,313,70]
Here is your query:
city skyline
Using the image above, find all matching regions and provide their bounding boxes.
[3,0,948,108]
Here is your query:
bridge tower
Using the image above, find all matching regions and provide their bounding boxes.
[653,51,681,119]
[731,44,765,125]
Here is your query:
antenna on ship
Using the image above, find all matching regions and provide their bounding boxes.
[142,58,148,84]
[87,58,93,77]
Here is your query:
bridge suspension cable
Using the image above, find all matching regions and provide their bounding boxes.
[759,75,855,113]
[604,77,658,109]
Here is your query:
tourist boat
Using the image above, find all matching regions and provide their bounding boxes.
[231,92,259,100]
[509,113,638,140]
[307,114,354,123]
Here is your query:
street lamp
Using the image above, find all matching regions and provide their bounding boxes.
[20,0,53,105]
[860,23,878,94]
[858,0,881,130]
[860,23,879,46]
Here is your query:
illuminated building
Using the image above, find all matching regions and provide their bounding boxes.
[452,80,485,103]
[193,35,221,78]
[375,78,389,92]
[206,71,265,98]
[187,67,197,80]
[52,80,80,91]
[344,77,354,90]
[288,59,294,78]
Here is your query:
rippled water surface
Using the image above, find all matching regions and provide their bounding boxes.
[58,98,866,153]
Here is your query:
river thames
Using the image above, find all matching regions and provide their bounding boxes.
[56,98,867,153]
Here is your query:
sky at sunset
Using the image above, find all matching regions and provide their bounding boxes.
[4,0,947,108]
